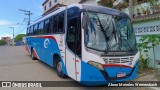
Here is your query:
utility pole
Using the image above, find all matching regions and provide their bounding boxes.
[19,9,33,25]
[9,27,14,46]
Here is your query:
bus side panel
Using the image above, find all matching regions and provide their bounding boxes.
[26,37,33,55]
[52,35,68,75]
[25,42,30,54]
[39,38,55,66]
[26,35,67,76]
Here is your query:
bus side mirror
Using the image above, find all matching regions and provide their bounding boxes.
[82,13,89,30]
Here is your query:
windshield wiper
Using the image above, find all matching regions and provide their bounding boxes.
[96,16,110,53]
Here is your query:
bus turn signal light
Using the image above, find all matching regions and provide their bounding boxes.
[88,61,104,71]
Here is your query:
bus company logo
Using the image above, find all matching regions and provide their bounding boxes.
[44,38,50,48]
[2,82,11,87]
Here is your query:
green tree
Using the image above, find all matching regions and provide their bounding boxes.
[0,40,7,46]
[138,36,151,71]
[138,34,160,69]
[98,0,115,8]
[146,0,159,7]
[146,0,159,13]
[15,34,26,42]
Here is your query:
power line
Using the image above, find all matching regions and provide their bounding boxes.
[14,21,26,35]
[15,26,28,36]
[18,20,26,29]
[19,9,33,25]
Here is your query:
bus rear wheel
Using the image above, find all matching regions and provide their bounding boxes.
[56,60,67,78]
[31,49,37,60]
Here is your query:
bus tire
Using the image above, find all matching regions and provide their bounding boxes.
[55,58,67,78]
[31,48,37,60]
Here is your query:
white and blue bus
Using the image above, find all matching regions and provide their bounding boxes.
[26,4,139,85]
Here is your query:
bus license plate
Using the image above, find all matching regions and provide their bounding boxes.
[117,73,126,77]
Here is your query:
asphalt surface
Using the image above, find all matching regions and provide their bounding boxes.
[0,46,157,90]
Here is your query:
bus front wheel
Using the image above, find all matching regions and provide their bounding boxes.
[31,49,37,60]
[56,60,67,78]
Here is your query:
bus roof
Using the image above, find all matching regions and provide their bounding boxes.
[82,4,128,17]
[28,6,66,27]
[28,4,128,27]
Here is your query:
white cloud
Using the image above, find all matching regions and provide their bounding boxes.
[0,20,15,26]
[0,34,13,40]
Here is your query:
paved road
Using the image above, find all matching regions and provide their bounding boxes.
[0,46,156,90]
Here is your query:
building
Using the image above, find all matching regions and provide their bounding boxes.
[9,39,15,46]
[42,0,99,15]
[121,0,160,68]
[1,37,11,45]
[79,0,99,5]
[42,0,80,15]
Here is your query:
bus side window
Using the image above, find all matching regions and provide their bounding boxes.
[49,17,53,33]
[38,21,44,34]
[44,19,50,34]
[38,23,40,35]
[53,16,58,33]
[27,28,29,36]
[30,26,33,35]
[76,17,81,57]
[67,18,78,54]
[28,27,30,35]
[66,7,80,54]
[29,27,31,35]
[32,26,34,35]
[58,13,64,33]
[36,24,39,35]
[34,24,38,35]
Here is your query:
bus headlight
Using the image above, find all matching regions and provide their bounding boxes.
[88,61,104,71]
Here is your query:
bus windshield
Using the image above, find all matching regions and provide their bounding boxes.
[85,12,137,52]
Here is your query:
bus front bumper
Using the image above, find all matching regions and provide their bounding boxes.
[80,61,138,85]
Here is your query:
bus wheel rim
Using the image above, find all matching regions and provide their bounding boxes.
[57,62,62,73]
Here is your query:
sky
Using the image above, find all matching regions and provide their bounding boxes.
[0,0,44,39]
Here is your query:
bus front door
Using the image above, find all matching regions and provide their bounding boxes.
[66,28,76,80]
[66,17,79,80]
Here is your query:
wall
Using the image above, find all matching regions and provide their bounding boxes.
[43,0,81,14]
[80,0,97,6]
[62,0,81,5]
[121,1,160,68]
[1,37,11,45]
[43,0,59,14]
[133,20,160,68]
